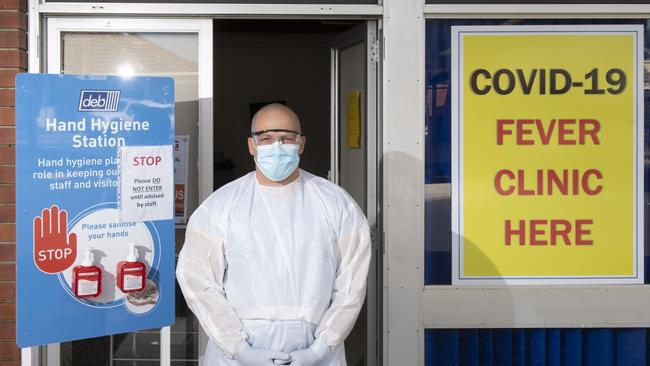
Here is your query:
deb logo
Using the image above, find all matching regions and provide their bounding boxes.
[78,90,121,112]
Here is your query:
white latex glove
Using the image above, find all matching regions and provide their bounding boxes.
[289,338,331,366]
[288,348,320,366]
[235,343,291,366]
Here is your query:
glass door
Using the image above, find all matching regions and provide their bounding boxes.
[46,17,213,366]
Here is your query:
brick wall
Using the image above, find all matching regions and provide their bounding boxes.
[0,0,26,365]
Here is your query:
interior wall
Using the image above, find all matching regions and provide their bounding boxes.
[213,31,332,188]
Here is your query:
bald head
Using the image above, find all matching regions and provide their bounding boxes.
[247,103,306,184]
[251,103,301,133]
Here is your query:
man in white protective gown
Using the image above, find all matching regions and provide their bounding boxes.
[176,103,371,366]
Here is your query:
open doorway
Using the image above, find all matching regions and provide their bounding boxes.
[212,19,377,366]
[212,20,355,187]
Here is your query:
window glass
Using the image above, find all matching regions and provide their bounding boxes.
[424,19,650,284]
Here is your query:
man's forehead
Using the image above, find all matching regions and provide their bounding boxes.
[253,109,300,131]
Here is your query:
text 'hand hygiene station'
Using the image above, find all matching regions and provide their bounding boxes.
[46,117,151,148]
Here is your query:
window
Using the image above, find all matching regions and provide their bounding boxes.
[424,18,650,284]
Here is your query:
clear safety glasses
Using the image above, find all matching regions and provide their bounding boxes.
[252,129,301,146]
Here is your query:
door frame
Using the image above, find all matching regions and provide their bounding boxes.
[34,15,213,366]
[330,20,380,366]
[30,4,382,365]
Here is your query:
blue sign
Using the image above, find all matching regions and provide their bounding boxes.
[15,74,175,347]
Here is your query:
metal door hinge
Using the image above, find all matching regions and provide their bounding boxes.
[370,38,380,64]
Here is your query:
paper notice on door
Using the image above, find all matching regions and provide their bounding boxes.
[119,145,174,222]
[174,136,189,224]
[346,90,361,149]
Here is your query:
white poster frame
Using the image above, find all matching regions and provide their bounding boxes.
[451,24,645,285]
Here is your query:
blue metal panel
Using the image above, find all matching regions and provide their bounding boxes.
[547,329,561,366]
[425,329,648,366]
[513,329,526,366]
[460,329,479,366]
[562,329,582,365]
[585,329,614,366]
[493,329,513,365]
[478,330,493,366]
[617,329,645,366]
[528,329,545,366]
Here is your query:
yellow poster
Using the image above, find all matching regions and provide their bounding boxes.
[347,91,361,149]
[452,25,644,284]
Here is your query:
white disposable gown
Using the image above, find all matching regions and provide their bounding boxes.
[176,170,371,366]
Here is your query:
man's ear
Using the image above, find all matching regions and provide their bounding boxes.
[299,136,306,155]
[248,137,256,156]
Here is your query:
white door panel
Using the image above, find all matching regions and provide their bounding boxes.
[331,21,379,366]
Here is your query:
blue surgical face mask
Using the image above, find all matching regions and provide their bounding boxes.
[255,141,300,182]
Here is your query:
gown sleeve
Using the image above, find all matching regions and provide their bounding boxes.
[176,200,248,358]
[313,189,372,351]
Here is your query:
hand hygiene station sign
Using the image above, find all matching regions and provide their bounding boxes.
[451,25,644,284]
[16,74,175,347]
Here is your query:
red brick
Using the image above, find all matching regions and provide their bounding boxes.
[0,224,13,242]
[0,50,25,68]
[0,128,13,145]
[0,147,13,165]
[0,283,14,301]
[0,187,13,204]
[0,360,18,365]
[0,146,12,164]
[0,1,26,11]
[0,91,13,108]
[0,31,24,49]
[0,72,18,89]
[0,109,13,126]
[0,303,14,321]
[0,322,14,340]
[0,12,26,30]
[0,206,13,223]
[0,168,13,185]
[0,205,13,222]
[0,264,14,282]
[0,223,13,242]
[0,343,19,359]
[0,244,13,262]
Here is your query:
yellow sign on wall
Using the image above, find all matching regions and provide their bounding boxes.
[451,25,644,284]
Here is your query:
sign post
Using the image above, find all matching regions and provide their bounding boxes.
[451,25,644,284]
[16,74,175,346]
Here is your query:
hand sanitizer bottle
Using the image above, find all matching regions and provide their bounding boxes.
[72,247,102,298]
[117,243,146,293]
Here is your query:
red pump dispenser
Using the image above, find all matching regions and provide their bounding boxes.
[117,243,146,293]
[72,247,102,298]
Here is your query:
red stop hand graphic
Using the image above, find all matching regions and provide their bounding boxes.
[33,205,77,274]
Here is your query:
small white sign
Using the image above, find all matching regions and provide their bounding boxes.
[174,136,189,224]
[119,145,174,222]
